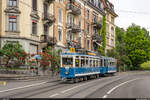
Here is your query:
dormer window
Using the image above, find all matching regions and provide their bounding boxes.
[9,0,17,7]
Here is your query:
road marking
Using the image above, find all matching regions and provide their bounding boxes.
[61,77,123,94]
[0,81,48,93]
[49,93,59,98]
[61,84,85,93]
[61,79,99,94]
[107,78,140,95]
[103,95,108,98]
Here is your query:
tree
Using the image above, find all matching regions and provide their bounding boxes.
[125,24,150,68]
[45,47,62,75]
[115,27,126,56]
[1,43,27,68]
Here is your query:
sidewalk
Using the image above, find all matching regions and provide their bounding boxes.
[0,74,61,81]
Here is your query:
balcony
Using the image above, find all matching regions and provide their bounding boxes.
[66,3,81,15]
[41,34,57,46]
[67,40,81,49]
[66,23,81,33]
[92,33,102,43]
[92,18,102,29]
[42,13,55,25]
[44,0,55,4]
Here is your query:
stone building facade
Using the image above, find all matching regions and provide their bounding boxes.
[101,0,118,53]
[0,0,117,54]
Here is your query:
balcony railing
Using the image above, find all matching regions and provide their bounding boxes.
[44,0,55,4]
[67,40,81,49]
[66,23,81,33]
[66,3,81,15]
[41,34,57,45]
[92,33,102,43]
[92,18,102,29]
[42,13,55,25]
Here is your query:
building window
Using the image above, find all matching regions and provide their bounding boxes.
[58,29,62,41]
[9,0,17,7]
[87,10,90,19]
[111,27,114,36]
[87,23,90,34]
[58,9,63,23]
[111,39,114,46]
[57,0,63,3]
[107,37,109,45]
[32,0,37,11]
[87,40,90,50]
[32,20,37,35]
[79,37,81,44]
[43,25,49,35]
[111,17,114,23]
[8,16,17,32]
[79,20,81,28]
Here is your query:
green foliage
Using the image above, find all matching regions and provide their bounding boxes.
[98,16,107,56]
[125,24,150,67]
[1,43,27,67]
[107,48,119,58]
[140,61,150,70]
[46,47,62,72]
[109,24,150,71]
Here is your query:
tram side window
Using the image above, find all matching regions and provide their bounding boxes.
[104,59,106,67]
[98,60,101,67]
[93,60,95,67]
[101,59,103,66]
[75,59,79,67]
[96,60,98,67]
[62,58,73,67]
[86,59,88,67]
[81,59,85,67]
[90,60,92,67]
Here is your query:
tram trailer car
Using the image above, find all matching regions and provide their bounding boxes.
[60,52,117,83]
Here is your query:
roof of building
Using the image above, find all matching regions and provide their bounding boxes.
[101,0,118,17]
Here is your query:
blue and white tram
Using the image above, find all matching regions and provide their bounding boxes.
[60,52,117,82]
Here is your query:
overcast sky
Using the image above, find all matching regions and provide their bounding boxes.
[110,0,150,31]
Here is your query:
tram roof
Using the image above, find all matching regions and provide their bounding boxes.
[61,53,108,58]
[61,52,116,60]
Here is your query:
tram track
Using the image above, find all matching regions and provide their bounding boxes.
[2,81,67,98]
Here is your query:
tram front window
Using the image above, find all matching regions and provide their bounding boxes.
[62,58,73,67]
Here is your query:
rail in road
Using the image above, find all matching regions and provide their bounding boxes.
[0,71,149,98]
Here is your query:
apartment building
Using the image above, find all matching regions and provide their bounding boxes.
[0,0,117,54]
[52,0,105,52]
[0,0,55,54]
[101,0,118,53]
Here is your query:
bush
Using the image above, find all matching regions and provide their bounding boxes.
[140,61,150,70]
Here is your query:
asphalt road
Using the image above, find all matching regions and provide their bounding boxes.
[0,71,150,98]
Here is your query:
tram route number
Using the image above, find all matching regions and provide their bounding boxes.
[70,48,75,53]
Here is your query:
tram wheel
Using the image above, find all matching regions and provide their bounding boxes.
[80,77,84,82]
[96,74,100,78]
[83,77,87,81]
[74,78,79,83]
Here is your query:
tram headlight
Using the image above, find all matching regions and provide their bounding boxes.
[65,72,69,75]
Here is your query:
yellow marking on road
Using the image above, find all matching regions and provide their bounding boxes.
[0,81,7,86]
[3,81,7,86]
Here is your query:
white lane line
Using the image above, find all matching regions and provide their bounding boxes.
[103,95,108,98]
[107,78,140,95]
[49,93,59,98]
[0,81,48,93]
[61,84,85,93]
[61,77,123,94]
[61,80,98,94]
